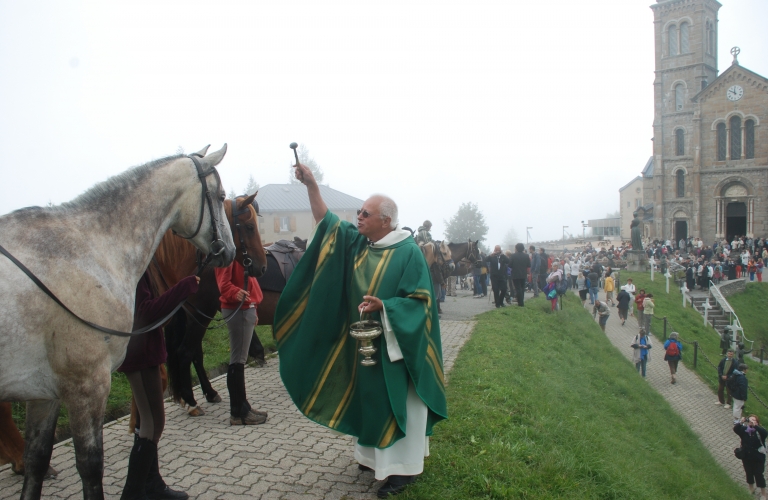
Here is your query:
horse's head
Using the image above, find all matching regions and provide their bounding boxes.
[226,193,268,278]
[175,144,236,267]
[439,241,455,272]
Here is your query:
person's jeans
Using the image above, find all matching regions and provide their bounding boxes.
[571,275,579,289]
[644,313,652,334]
[636,358,647,377]
[473,275,481,295]
[531,273,540,296]
[589,287,598,304]
[480,275,488,296]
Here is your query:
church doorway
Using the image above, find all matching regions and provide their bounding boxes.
[726,202,747,240]
[675,221,688,243]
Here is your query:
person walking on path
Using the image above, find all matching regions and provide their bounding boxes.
[631,329,652,378]
[215,259,269,426]
[616,287,631,325]
[593,299,610,333]
[623,278,636,317]
[731,364,750,422]
[635,289,647,329]
[604,272,615,307]
[577,271,588,307]
[570,259,580,289]
[734,415,768,499]
[588,269,599,305]
[663,332,683,384]
[717,349,737,408]
[642,293,655,335]
[485,245,509,308]
[118,272,199,500]
[509,243,530,307]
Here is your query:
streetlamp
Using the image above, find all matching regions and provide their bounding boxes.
[562,226,569,241]
[526,227,533,244]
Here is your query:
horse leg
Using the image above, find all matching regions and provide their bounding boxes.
[20,399,60,500]
[176,346,200,411]
[248,328,265,366]
[0,402,26,474]
[193,345,220,404]
[63,380,110,500]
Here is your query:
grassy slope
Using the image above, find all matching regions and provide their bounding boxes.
[621,272,768,414]
[401,294,747,500]
[728,282,768,348]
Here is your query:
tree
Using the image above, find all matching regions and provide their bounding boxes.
[288,144,325,184]
[502,228,520,250]
[228,175,259,199]
[443,202,489,246]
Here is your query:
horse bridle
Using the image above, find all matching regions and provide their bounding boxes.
[175,153,227,275]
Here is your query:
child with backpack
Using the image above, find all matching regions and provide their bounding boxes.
[663,331,683,384]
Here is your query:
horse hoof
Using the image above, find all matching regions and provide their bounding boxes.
[207,394,222,403]
[11,463,23,476]
[253,358,266,367]
[187,406,205,417]
[44,466,58,480]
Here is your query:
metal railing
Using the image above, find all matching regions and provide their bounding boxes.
[707,279,754,351]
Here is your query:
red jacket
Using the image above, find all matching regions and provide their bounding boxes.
[215,260,263,310]
[118,272,198,373]
[635,293,646,311]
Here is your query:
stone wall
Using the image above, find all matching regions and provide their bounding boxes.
[717,278,746,298]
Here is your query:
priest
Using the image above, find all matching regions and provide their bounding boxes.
[274,163,447,497]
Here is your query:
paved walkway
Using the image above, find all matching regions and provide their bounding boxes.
[0,320,476,500]
[584,289,745,486]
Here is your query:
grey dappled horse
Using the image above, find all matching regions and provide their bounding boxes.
[0,145,236,500]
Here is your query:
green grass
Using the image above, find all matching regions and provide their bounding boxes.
[619,271,768,414]
[11,317,276,439]
[400,293,748,500]
[728,282,768,349]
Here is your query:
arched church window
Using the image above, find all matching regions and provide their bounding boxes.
[675,84,684,111]
[680,22,690,53]
[745,119,755,160]
[717,122,727,161]
[730,115,742,160]
[668,25,678,56]
[675,129,685,156]
[676,170,685,198]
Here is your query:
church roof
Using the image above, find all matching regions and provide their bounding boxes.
[619,176,643,192]
[641,157,654,178]
[692,61,768,104]
[256,184,364,212]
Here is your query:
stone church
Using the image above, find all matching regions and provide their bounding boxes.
[630,0,768,244]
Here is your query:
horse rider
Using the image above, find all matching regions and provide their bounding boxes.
[415,220,433,246]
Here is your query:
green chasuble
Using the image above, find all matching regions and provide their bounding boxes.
[274,210,447,448]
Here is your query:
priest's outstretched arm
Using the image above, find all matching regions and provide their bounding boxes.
[295,163,328,223]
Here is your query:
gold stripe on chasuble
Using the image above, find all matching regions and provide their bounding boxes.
[367,249,393,296]
[314,221,340,276]
[274,290,310,344]
[301,326,350,416]
[378,415,399,448]
[328,353,359,428]
[426,344,446,388]
[354,247,369,271]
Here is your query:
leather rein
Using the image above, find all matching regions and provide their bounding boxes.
[0,154,228,338]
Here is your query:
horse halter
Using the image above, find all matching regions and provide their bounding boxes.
[177,153,227,261]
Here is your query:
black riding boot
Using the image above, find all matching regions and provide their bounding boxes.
[120,437,155,500]
[227,363,266,425]
[138,436,188,500]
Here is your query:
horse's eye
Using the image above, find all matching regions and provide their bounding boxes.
[219,194,226,202]
[246,225,255,231]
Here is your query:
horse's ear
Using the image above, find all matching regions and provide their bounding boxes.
[238,192,257,210]
[192,144,210,157]
[199,143,227,169]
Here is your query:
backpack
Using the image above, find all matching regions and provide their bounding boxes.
[666,341,680,357]
[585,278,591,289]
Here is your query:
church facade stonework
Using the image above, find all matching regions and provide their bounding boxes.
[637,0,768,244]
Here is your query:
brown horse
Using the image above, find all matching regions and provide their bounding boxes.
[148,194,267,415]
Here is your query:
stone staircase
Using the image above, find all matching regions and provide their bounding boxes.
[690,295,730,336]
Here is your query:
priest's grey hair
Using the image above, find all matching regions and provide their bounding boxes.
[372,194,399,229]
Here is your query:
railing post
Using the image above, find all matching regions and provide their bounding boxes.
[694,341,699,368]
[663,317,667,341]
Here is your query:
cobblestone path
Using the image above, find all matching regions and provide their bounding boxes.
[585,289,745,486]
[0,320,476,500]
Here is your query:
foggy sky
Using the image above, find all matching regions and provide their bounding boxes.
[1,0,766,246]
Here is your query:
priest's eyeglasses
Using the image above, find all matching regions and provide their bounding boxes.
[357,209,378,218]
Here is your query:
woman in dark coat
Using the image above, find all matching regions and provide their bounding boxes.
[734,414,768,498]
[117,271,199,500]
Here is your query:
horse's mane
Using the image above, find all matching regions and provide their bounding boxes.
[13,154,185,218]
[149,231,199,292]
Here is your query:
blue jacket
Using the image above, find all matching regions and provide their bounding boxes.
[730,369,749,401]
[530,252,541,274]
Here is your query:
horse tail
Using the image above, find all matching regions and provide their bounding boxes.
[163,309,188,405]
